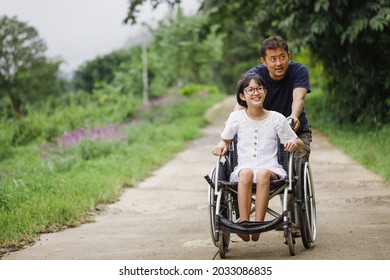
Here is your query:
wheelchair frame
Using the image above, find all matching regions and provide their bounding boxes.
[204,137,317,258]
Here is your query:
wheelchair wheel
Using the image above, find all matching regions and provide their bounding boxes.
[208,167,218,247]
[297,160,317,249]
[284,226,295,256]
[218,191,232,258]
[218,232,228,258]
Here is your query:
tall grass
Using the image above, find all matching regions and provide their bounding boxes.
[294,48,390,183]
[0,92,224,253]
[306,88,390,183]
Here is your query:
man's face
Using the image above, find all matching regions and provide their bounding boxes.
[261,47,290,81]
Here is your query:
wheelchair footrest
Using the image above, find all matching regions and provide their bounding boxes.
[204,175,215,188]
[217,213,286,234]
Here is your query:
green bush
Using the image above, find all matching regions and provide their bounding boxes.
[7,90,139,147]
[0,92,224,251]
[180,84,220,96]
[0,120,14,159]
[306,88,390,183]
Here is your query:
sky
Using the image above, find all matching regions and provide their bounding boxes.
[1,0,200,73]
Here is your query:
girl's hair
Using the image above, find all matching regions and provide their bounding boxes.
[260,35,289,58]
[236,73,267,108]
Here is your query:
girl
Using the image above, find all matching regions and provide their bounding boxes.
[212,73,303,242]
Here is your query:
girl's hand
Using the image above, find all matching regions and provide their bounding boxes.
[212,141,228,156]
[284,138,300,152]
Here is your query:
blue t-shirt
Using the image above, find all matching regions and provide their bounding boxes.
[247,61,311,134]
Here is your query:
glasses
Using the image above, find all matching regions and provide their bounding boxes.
[244,86,265,96]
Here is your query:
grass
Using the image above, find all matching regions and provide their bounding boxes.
[0,93,224,253]
[1,86,389,255]
[314,124,390,183]
[306,89,390,183]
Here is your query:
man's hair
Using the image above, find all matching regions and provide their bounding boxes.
[236,73,267,108]
[260,35,289,58]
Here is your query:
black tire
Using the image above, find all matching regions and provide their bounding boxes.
[208,168,218,247]
[297,160,317,249]
[303,162,317,243]
[285,227,295,256]
[218,191,231,258]
[218,232,227,258]
[209,159,232,250]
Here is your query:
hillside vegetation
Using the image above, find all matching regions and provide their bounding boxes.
[1,1,389,253]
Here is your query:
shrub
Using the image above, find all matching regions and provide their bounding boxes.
[0,120,14,159]
[180,84,220,96]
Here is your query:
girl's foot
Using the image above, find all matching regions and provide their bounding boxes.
[237,233,250,242]
[251,233,260,241]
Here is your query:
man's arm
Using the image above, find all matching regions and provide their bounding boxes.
[290,87,307,131]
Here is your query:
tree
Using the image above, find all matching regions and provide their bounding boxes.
[286,0,390,125]
[125,0,390,125]
[123,0,181,24]
[250,0,390,125]
[73,49,133,93]
[148,10,224,91]
[0,15,61,118]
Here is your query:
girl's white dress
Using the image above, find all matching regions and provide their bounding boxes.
[221,110,298,183]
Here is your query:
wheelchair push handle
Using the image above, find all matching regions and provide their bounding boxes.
[287,117,295,129]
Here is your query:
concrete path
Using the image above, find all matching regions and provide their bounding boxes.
[3,96,390,260]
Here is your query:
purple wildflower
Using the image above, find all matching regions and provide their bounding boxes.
[39,124,125,161]
[59,128,86,148]
[40,143,48,151]
[40,154,49,159]
[150,96,165,105]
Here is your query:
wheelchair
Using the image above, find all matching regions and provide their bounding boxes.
[204,134,317,258]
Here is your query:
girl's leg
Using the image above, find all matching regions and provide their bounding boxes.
[252,169,277,241]
[237,168,253,242]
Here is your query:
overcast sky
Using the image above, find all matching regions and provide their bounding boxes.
[1,0,200,73]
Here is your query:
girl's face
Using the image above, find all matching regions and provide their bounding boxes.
[239,79,267,108]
